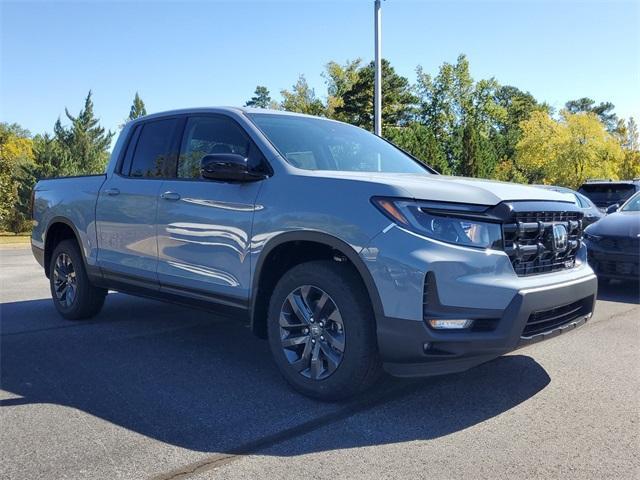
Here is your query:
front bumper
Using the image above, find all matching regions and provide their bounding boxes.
[378,274,597,377]
[587,247,639,281]
[361,224,597,377]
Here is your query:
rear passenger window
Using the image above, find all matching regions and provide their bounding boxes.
[128,119,181,178]
[178,116,251,179]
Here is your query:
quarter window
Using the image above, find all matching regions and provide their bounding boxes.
[127,119,181,178]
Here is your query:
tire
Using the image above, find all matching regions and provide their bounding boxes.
[267,260,382,400]
[49,239,107,320]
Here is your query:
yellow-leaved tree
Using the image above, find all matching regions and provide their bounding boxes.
[498,111,625,188]
[0,123,34,232]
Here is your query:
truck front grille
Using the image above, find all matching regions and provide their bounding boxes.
[503,211,582,276]
[522,296,593,337]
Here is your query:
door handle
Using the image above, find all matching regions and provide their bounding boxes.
[160,191,181,201]
[104,188,120,196]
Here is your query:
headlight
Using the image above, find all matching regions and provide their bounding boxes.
[372,197,502,249]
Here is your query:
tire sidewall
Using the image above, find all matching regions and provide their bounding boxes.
[267,261,377,399]
[49,240,89,318]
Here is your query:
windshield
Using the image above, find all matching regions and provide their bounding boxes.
[621,192,640,212]
[578,184,636,206]
[248,113,430,174]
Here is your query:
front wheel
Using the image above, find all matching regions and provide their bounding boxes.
[49,239,107,320]
[267,260,382,400]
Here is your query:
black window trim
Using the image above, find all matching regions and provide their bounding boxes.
[116,115,186,179]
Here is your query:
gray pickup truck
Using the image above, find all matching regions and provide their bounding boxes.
[31,107,597,399]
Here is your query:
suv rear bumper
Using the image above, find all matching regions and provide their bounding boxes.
[378,273,597,377]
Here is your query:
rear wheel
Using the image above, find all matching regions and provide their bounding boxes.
[267,260,381,400]
[49,239,107,320]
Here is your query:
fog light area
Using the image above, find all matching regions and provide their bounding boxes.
[428,319,474,329]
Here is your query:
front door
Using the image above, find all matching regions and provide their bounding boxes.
[96,117,183,284]
[156,115,265,305]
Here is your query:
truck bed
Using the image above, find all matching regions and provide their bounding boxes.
[31,174,107,267]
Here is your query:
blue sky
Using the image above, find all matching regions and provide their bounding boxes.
[1,0,639,138]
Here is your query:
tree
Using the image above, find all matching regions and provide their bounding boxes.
[245,86,272,109]
[493,86,548,160]
[0,123,34,232]
[337,59,417,131]
[280,75,325,116]
[416,54,505,177]
[55,91,114,175]
[384,123,449,173]
[513,110,624,188]
[128,92,147,121]
[565,97,618,132]
[323,59,362,120]
[618,117,640,179]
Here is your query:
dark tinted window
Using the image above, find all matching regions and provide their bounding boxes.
[578,184,637,206]
[128,119,181,178]
[178,116,251,179]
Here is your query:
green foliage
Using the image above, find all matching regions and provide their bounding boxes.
[384,123,449,174]
[324,59,362,121]
[128,92,147,121]
[336,59,417,131]
[565,97,619,133]
[55,91,114,175]
[280,76,325,116]
[415,54,506,177]
[245,86,272,109]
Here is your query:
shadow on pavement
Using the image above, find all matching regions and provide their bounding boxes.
[597,279,640,305]
[1,293,550,456]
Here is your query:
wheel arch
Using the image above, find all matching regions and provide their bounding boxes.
[43,217,86,278]
[250,231,383,338]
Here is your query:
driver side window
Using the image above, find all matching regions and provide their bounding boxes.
[178,116,251,179]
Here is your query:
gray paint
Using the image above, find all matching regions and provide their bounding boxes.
[32,107,598,372]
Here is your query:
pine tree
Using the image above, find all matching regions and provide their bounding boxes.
[55,91,114,175]
[245,86,272,109]
[128,92,147,121]
[336,59,417,132]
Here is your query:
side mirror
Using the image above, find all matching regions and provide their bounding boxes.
[605,204,619,214]
[200,154,265,182]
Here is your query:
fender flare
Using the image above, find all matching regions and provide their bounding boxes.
[249,230,384,332]
[44,216,93,276]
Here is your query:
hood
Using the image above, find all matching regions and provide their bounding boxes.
[585,211,640,237]
[307,171,572,206]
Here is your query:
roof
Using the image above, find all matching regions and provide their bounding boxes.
[124,106,332,127]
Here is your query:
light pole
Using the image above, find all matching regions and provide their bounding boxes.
[374,0,382,136]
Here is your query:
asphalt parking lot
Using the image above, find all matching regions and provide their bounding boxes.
[1,245,638,480]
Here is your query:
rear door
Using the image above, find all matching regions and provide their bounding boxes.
[96,117,183,285]
[156,115,265,305]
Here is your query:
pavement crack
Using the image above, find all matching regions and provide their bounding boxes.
[148,379,425,480]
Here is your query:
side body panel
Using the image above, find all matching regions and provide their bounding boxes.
[32,175,107,267]
[95,176,163,282]
[156,179,263,302]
